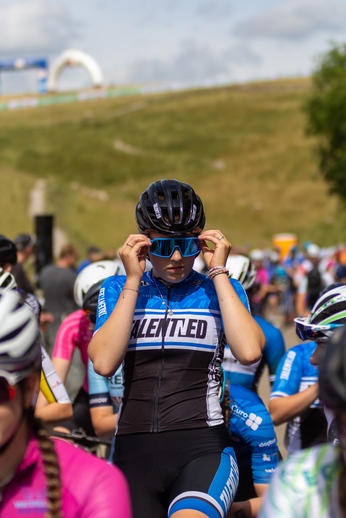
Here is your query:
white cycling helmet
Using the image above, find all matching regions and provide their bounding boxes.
[0,268,17,291]
[249,249,265,262]
[0,290,40,386]
[226,255,257,290]
[74,260,119,307]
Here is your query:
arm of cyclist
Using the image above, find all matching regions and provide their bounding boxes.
[35,346,73,425]
[269,383,319,425]
[35,395,73,425]
[90,407,117,440]
[199,230,265,365]
[51,357,71,385]
[88,234,151,377]
[88,358,122,439]
[228,484,267,518]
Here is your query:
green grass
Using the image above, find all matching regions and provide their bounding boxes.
[0,78,343,254]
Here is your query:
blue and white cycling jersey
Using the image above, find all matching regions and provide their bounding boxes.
[223,315,285,391]
[94,269,250,435]
[88,358,123,460]
[229,384,279,485]
[88,358,123,413]
[270,342,327,453]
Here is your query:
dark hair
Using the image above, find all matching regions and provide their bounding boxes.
[0,235,17,266]
[59,244,77,260]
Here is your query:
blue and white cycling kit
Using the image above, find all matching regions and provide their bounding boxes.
[229,384,278,501]
[88,359,123,413]
[88,358,123,461]
[270,342,327,453]
[223,315,285,391]
[95,269,250,435]
[94,269,250,518]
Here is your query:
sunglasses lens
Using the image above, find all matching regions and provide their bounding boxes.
[150,238,200,258]
[0,379,15,404]
[184,239,200,256]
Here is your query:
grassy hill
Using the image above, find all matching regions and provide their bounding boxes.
[1,78,344,255]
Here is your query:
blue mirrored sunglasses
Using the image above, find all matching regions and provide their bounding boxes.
[295,320,344,342]
[150,237,201,258]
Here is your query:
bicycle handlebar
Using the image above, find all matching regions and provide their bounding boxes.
[51,428,113,447]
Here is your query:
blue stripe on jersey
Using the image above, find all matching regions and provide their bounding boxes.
[229,384,279,484]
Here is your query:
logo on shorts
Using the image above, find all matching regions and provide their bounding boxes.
[245,413,263,431]
[263,454,271,462]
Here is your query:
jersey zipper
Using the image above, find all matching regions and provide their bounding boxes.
[153,287,170,433]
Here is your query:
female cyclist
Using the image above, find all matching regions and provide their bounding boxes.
[89,179,265,518]
[259,325,346,518]
[0,289,132,517]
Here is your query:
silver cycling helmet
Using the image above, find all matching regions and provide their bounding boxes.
[0,268,17,291]
[294,284,346,342]
[74,260,119,308]
[226,255,257,290]
[0,290,40,386]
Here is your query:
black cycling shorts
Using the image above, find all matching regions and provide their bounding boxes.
[113,425,238,518]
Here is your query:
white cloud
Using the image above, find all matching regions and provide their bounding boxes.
[234,0,346,40]
[0,0,79,56]
[195,1,233,20]
[115,41,260,84]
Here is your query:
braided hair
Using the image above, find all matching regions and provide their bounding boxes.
[25,407,62,518]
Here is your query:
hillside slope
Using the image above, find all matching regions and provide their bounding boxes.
[0,78,344,252]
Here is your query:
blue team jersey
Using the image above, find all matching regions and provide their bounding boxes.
[88,358,123,413]
[94,269,250,435]
[223,315,285,390]
[229,384,279,485]
[270,342,327,453]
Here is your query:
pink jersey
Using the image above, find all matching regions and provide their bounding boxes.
[53,309,92,392]
[1,435,132,517]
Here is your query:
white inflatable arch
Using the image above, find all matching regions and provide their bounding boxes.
[47,49,104,91]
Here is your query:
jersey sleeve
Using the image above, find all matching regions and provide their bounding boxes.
[40,346,71,405]
[262,325,286,385]
[94,276,125,334]
[270,346,303,399]
[52,311,81,361]
[88,358,112,408]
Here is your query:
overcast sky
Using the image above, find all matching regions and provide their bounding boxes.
[1,0,346,94]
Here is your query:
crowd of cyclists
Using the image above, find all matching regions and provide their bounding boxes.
[1,178,346,517]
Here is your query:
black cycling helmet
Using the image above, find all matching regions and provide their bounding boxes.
[135,179,205,235]
[82,280,103,313]
[0,235,17,266]
[319,327,346,411]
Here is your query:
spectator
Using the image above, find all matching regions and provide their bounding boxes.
[76,245,101,274]
[39,244,78,354]
[11,233,36,294]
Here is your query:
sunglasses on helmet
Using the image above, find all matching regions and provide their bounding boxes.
[150,237,201,258]
[0,378,16,404]
[294,318,345,342]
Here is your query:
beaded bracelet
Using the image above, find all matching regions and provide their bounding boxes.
[208,267,229,280]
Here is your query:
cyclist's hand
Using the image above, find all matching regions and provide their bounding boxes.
[119,234,151,280]
[198,230,231,270]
